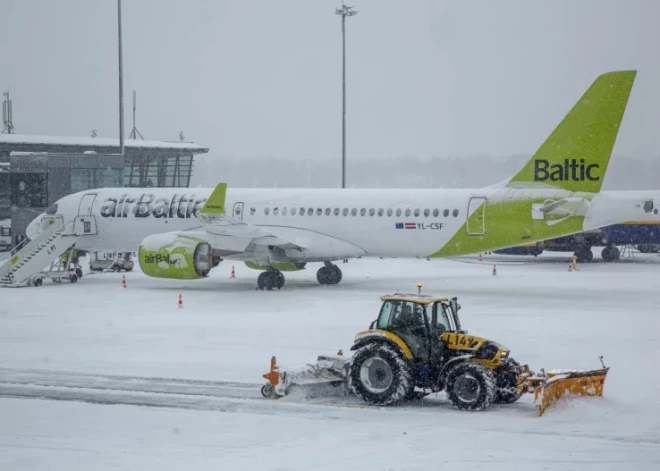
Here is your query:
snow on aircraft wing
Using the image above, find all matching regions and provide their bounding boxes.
[198,183,306,247]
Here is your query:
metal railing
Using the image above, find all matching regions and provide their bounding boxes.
[0,216,68,273]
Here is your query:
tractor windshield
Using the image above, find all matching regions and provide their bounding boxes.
[378,300,429,333]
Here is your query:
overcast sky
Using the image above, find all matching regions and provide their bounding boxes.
[1,0,659,162]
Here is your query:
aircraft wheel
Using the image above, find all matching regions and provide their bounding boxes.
[317,264,342,285]
[76,267,83,278]
[33,278,43,287]
[610,246,620,261]
[276,270,285,289]
[602,246,620,262]
[257,269,284,290]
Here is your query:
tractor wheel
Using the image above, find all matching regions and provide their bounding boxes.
[493,358,523,404]
[348,342,413,406]
[445,362,496,412]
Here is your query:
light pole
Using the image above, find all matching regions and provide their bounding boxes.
[335,4,357,189]
[117,0,125,156]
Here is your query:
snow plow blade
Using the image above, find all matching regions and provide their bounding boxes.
[532,363,610,416]
[261,352,349,400]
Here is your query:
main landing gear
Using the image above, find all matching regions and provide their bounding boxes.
[256,262,344,290]
[317,262,342,285]
[257,267,285,291]
[601,244,621,262]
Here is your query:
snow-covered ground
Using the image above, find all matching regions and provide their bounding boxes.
[1,250,660,470]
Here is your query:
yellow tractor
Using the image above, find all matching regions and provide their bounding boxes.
[262,292,609,415]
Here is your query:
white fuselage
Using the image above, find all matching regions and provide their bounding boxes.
[27,186,660,261]
[34,187,485,257]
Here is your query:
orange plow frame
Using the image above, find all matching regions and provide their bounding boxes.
[517,357,610,416]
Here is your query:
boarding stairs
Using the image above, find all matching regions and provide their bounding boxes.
[0,216,79,287]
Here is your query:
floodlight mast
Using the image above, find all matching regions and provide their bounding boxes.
[117,0,125,155]
[335,4,357,189]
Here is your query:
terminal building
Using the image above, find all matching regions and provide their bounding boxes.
[0,134,208,247]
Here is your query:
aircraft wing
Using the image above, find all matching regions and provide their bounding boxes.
[198,183,308,247]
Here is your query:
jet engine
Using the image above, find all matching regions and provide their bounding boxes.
[139,233,213,279]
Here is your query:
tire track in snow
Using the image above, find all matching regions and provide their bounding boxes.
[0,367,261,400]
[2,368,659,448]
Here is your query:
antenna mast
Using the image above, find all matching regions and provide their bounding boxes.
[128,89,144,139]
[2,90,14,134]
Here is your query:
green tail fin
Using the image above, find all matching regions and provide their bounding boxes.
[200,182,227,215]
[507,70,636,193]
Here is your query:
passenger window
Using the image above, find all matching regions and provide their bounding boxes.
[424,209,430,217]
[443,209,449,217]
[265,208,270,215]
[325,208,331,216]
[291,207,296,216]
[453,209,459,217]
[299,208,305,216]
[386,208,393,217]
[273,207,279,216]
[360,208,366,216]
[369,208,375,216]
[378,208,384,216]
[405,209,411,217]
[396,208,402,217]
[334,208,340,216]
[250,207,256,215]
[414,209,420,217]
[351,208,357,216]
[282,208,288,216]
[433,209,439,217]
[316,208,322,216]
[343,208,349,216]
[308,208,314,216]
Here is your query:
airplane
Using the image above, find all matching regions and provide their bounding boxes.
[494,217,660,262]
[25,70,657,289]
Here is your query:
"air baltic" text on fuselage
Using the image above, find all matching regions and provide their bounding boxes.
[100,194,208,218]
[534,159,600,182]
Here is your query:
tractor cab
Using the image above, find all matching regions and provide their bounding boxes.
[369,293,465,360]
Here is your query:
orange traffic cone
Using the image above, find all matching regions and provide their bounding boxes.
[121,274,126,288]
[178,293,183,308]
[492,264,497,276]
[478,253,483,262]
[230,265,236,278]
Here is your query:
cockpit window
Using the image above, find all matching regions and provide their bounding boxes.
[45,204,59,215]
